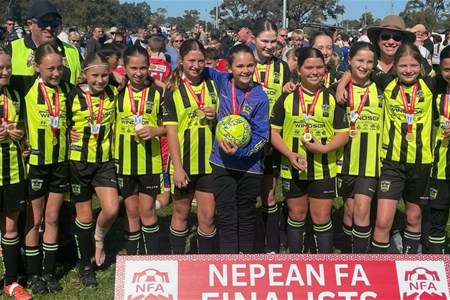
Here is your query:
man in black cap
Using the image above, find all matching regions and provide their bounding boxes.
[233,20,255,50]
[8,0,82,84]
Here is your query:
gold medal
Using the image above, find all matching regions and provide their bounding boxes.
[441,138,449,148]
[52,136,58,145]
[349,129,357,138]
[303,132,312,142]
[134,135,140,143]
[6,124,15,132]
[197,109,206,119]
[135,123,144,131]
[406,132,415,142]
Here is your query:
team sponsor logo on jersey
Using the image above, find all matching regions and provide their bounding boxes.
[395,261,449,300]
[209,92,217,104]
[429,187,438,201]
[31,178,43,191]
[273,71,280,84]
[322,104,330,117]
[71,184,81,195]
[380,180,391,192]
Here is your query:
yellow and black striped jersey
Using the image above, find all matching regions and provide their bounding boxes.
[0,86,26,185]
[270,87,349,180]
[114,83,164,175]
[253,57,290,115]
[337,82,384,177]
[20,76,71,166]
[68,85,118,163]
[432,90,450,179]
[162,77,218,175]
[370,72,436,164]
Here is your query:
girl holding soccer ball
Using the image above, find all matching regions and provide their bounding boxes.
[205,44,269,253]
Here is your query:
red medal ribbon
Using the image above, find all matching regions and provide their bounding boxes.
[298,84,321,134]
[443,85,450,138]
[38,78,59,139]
[348,80,370,131]
[127,82,147,124]
[399,82,418,134]
[323,71,328,87]
[254,62,271,89]
[183,77,205,109]
[2,88,9,126]
[85,89,104,140]
[231,80,251,115]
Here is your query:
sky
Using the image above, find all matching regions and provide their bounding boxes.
[120,0,410,23]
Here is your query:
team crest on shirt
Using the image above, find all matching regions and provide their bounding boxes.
[242,103,252,115]
[71,184,81,196]
[273,71,280,84]
[31,179,43,191]
[118,177,124,189]
[380,180,391,192]
[377,94,383,108]
[209,92,217,104]
[429,187,438,201]
[417,89,424,101]
[322,104,330,117]
[145,100,154,114]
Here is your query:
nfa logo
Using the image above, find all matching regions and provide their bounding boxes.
[396,261,449,300]
[124,261,178,300]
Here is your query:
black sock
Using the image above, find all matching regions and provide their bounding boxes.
[124,230,141,255]
[286,217,306,253]
[25,245,41,278]
[278,201,289,250]
[341,223,353,253]
[74,219,93,263]
[371,239,389,254]
[352,224,371,254]
[262,204,279,253]
[142,223,160,255]
[197,228,216,254]
[2,235,20,285]
[428,236,446,254]
[313,221,333,253]
[403,230,421,254]
[169,227,188,254]
[42,242,58,275]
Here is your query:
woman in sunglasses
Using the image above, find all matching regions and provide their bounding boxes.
[166,32,184,72]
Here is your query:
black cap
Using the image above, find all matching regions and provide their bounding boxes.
[232,20,252,31]
[28,0,62,19]
[209,29,220,39]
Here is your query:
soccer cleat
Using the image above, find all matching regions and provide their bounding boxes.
[42,274,63,293]
[78,264,98,288]
[3,282,32,300]
[27,275,47,295]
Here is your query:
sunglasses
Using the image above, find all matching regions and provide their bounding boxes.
[6,23,14,26]
[174,40,183,43]
[70,39,78,43]
[279,34,287,38]
[34,19,61,29]
[380,34,402,42]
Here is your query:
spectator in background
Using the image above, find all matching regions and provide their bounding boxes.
[68,31,80,48]
[233,20,254,50]
[147,35,171,81]
[358,28,370,43]
[132,28,146,48]
[104,27,117,44]
[274,41,283,59]
[198,24,207,44]
[3,18,19,45]
[277,27,288,46]
[444,31,450,46]
[220,30,232,56]
[86,25,103,55]
[432,34,443,74]
[411,24,432,65]
[340,33,350,70]
[165,32,183,71]
[205,47,220,68]
[205,38,228,71]
[422,29,434,56]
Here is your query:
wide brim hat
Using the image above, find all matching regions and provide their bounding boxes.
[367,15,416,43]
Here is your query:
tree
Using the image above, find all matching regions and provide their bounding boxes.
[359,12,375,28]
[182,9,200,30]
[150,7,167,27]
[400,0,450,31]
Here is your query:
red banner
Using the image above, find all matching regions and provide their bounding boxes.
[115,254,450,300]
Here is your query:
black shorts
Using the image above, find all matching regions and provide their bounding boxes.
[28,162,70,198]
[282,177,336,199]
[117,174,162,198]
[70,160,118,203]
[171,174,213,195]
[263,150,281,175]
[429,178,450,209]
[377,160,431,205]
[0,181,27,212]
[337,174,378,200]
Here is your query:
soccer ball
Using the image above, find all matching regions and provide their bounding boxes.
[216,115,251,148]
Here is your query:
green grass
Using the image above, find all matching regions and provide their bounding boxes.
[2,184,450,299]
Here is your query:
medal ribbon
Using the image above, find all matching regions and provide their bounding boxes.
[443,85,450,138]
[85,89,104,140]
[127,82,147,124]
[2,88,9,126]
[254,62,271,89]
[183,77,205,109]
[298,84,321,133]
[348,80,370,131]
[399,82,418,134]
[231,80,251,115]
[38,77,59,140]
[323,71,328,87]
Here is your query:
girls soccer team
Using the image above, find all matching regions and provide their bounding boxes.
[1,17,450,298]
